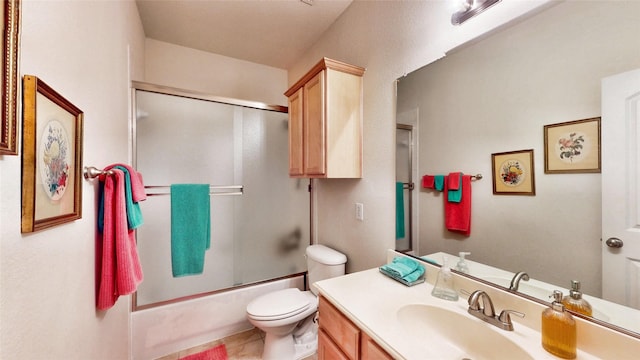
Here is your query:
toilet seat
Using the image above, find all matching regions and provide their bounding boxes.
[247,288,315,321]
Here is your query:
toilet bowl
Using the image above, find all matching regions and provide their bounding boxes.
[247,288,318,359]
[246,245,347,360]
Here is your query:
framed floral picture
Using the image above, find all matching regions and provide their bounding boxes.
[544,117,601,174]
[21,75,84,233]
[491,149,535,196]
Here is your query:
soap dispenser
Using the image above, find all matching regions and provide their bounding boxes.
[431,257,459,301]
[542,290,577,359]
[562,280,593,317]
[455,252,471,274]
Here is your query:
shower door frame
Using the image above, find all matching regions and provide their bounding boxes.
[396,124,414,253]
[129,81,313,311]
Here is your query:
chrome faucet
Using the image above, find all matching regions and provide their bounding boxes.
[467,290,525,331]
[509,271,530,291]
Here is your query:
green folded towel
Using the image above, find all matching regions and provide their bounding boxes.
[434,175,445,191]
[170,184,211,277]
[396,182,405,239]
[114,166,144,229]
[380,256,425,283]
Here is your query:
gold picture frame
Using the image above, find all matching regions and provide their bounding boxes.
[0,0,20,155]
[21,75,84,233]
[544,117,601,174]
[491,149,536,196]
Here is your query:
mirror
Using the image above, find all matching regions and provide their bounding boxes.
[395,1,640,336]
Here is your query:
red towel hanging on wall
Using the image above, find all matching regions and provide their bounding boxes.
[444,175,472,235]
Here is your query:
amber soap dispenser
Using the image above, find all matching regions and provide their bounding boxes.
[562,280,593,317]
[542,290,577,359]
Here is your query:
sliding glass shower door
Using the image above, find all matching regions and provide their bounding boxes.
[133,84,309,307]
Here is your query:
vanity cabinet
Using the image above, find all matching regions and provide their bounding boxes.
[284,58,365,178]
[318,296,393,360]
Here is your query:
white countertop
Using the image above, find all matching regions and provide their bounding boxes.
[314,267,598,360]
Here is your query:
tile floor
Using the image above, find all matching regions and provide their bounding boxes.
[157,328,317,360]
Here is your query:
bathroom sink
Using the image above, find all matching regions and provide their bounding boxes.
[396,304,534,360]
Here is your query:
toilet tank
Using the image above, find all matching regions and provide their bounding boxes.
[306,245,347,295]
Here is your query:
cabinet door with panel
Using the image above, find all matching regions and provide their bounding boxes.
[285,58,364,178]
[303,70,326,176]
[318,296,393,360]
[318,328,350,360]
[288,87,304,176]
[361,332,394,360]
[318,296,360,360]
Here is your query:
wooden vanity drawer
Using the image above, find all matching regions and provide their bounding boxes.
[318,296,360,360]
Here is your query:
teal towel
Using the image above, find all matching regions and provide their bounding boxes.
[434,175,445,191]
[171,184,211,277]
[396,182,405,239]
[380,256,425,283]
[447,172,463,203]
[114,166,144,229]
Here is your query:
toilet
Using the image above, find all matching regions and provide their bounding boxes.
[246,244,347,360]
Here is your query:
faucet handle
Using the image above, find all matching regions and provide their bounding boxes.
[498,309,525,323]
[498,309,525,331]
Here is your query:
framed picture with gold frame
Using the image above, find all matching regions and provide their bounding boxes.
[544,117,601,174]
[491,149,535,196]
[0,0,21,155]
[21,75,84,233]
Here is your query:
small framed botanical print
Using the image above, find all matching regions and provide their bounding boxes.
[544,117,601,174]
[492,149,535,196]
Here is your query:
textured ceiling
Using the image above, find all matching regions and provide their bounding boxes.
[136,0,353,70]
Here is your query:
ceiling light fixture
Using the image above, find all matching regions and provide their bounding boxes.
[451,0,501,25]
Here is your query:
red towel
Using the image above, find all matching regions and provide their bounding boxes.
[97,168,144,310]
[422,175,435,188]
[97,173,118,310]
[448,172,461,190]
[444,175,472,235]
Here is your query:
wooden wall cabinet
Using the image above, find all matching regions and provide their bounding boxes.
[285,58,365,178]
[318,296,393,360]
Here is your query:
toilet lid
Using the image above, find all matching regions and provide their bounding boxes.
[247,288,311,320]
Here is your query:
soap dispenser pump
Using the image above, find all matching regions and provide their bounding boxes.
[562,280,593,317]
[455,252,471,274]
[542,290,577,359]
[431,257,459,301]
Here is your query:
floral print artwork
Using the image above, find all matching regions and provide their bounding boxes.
[499,159,525,187]
[555,131,588,164]
[39,120,70,200]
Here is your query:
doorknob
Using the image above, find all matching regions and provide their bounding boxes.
[606,237,624,248]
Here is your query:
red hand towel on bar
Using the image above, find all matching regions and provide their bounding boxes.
[444,175,472,235]
[448,172,461,190]
[422,175,435,189]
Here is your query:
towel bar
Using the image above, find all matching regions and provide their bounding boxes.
[145,185,244,197]
[83,166,114,179]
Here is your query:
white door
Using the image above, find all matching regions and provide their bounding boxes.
[602,68,640,309]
